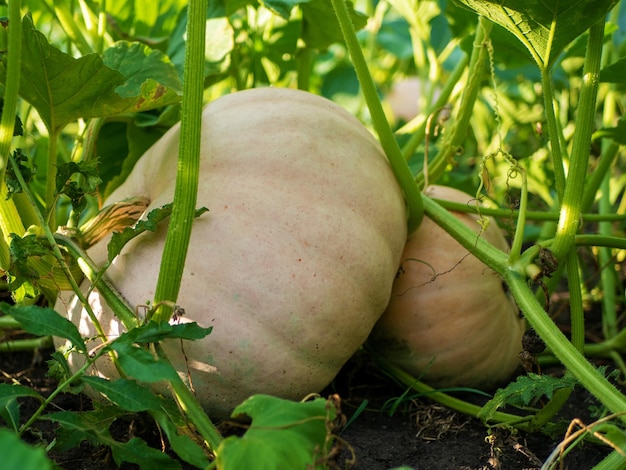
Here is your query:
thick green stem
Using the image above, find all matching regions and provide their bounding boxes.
[154,343,223,452]
[422,195,626,420]
[0,0,25,269]
[416,17,492,189]
[54,234,138,330]
[0,0,22,183]
[368,344,531,429]
[540,68,566,201]
[330,0,423,234]
[551,19,605,261]
[400,53,468,161]
[152,0,207,323]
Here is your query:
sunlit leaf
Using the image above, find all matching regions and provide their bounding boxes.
[453,0,618,68]
[0,15,181,132]
[216,394,337,469]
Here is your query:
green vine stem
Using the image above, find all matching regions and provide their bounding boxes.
[0,0,21,183]
[365,345,532,429]
[152,0,207,323]
[400,53,468,161]
[415,16,492,189]
[154,343,223,452]
[7,153,111,338]
[54,234,138,330]
[539,68,566,202]
[0,0,24,269]
[431,199,626,223]
[330,0,424,234]
[550,19,605,261]
[421,195,626,420]
[506,164,527,266]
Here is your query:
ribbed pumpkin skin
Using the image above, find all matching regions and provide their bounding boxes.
[369,185,525,389]
[55,88,407,418]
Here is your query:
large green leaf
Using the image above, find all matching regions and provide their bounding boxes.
[453,0,618,69]
[101,0,188,41]
[215,394,337,469]
[301,0,368,50]
[0,428,53,470]
[0,15,181,132]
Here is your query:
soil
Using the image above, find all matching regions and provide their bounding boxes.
[0,343,613,470]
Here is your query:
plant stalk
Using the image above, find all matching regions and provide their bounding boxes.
[152,0,208,323]
[330,0,423,234]
[550,19,605,261]
[416,16,492,189]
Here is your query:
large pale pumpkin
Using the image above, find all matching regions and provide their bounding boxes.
[55,87,407,418]
[368,185,525,389]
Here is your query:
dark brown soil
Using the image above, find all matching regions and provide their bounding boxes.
[0,344,612,470]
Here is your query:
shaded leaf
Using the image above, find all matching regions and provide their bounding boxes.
[479,373,578,422]
[0,302,86,353]
[107,204,208,262]
[45,407,120,451]
[112,437,181,470]
[110,340,179,383]
[108,204,172,262]
[0,383,43,431]
[153,407,211,468]
[600,56,626,83]
[0,383,44,407]
[0,428,53,470]
[454,0,618,68]
[593,114,626,144]
[122,320,213,344]
[103,0,188,42]
[301,0,368,50]
[81,377,162,412]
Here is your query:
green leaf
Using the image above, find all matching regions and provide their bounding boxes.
[263,0,312,19]
[122,320,213,344]
[112,437,181,470]
[479,373,578,422]
[0,15,181,132]
[55,160,102,219]
[44,406,121,452]
[0,383,43,431]
[0,303,86,353]
[5,149,35,199]
[107,204,172,262]
[81,377,163,412]
[47,406,180,469]
[301,0,368,50]
[103,0,188,41]
[167,6,233,82]
[110,340,179,383]
[0,383,44,406]
[107,204,208,262]
[0,428,53,470]
[215,395,337,469]
[102,41,182,103]
[152,408,211,468]
[453,0,618,68]
[600,57,626,83]
[593,114,626,144]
